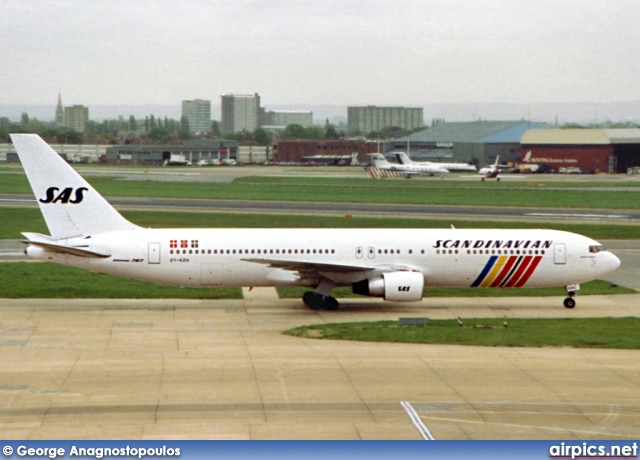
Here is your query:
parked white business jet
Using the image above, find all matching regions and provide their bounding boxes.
[393,152,477,173]
[368,153,449,178]
[12,134,620,310]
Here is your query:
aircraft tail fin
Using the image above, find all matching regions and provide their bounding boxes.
[394,152,412,165]
[11,134,140,239]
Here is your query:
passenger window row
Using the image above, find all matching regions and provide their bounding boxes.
[435,249,546,255]
[169,248,337,255]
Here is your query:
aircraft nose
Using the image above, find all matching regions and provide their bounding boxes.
[605,251,621,274]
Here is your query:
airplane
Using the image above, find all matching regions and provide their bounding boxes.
[12,134,620,310]
[393,151,477,173]
[367,153,449,179]
[479,155,501,181]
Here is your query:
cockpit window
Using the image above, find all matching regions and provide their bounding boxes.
[589,245,606,254]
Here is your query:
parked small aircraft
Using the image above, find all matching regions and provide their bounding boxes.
[367,153,449,178]
[479,156,502,181]
[393,151,477,172]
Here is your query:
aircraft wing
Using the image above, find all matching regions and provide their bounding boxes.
[243,257,378,273]
[243,257,418,275]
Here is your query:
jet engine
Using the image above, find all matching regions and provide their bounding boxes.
[352,271,424,302]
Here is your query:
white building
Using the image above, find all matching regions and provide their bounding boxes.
[221,93,261,133]
[181,99,211,134]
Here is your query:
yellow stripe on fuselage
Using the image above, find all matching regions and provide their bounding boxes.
[479,255,508,287]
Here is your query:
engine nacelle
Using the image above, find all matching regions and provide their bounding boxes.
[352,271,424,302]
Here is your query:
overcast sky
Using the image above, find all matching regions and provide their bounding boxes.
[1,0,638,107]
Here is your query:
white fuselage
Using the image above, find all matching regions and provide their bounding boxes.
[391,152,476,172]
[369,153,449,176]
[479,165,497,175]
[26,228,620,291]
[427,162,477,172]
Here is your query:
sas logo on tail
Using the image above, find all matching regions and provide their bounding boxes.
[39,187,88,204]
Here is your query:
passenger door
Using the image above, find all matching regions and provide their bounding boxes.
[148,242,161,264]
[554,243,566,265]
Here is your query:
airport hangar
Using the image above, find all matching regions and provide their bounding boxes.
[386,120,546,167]
[103,139,240,166]
[520,128,640,173]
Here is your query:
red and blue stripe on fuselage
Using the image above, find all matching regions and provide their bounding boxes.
[471,255,543,288]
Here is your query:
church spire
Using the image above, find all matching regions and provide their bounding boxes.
[55,93,64,127]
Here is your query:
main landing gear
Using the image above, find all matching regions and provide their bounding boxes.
[563,288,576,309]
[302,292,339,311]
[302,278,339,311]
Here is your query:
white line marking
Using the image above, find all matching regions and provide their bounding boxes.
[401,401,435,440]
[526,213,627,219]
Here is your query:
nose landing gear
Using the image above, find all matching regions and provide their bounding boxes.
[563,285,578,308]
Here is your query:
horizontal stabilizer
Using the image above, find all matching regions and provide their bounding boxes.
[21,239,111,258]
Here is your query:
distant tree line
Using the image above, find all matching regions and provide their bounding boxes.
[0,112,341,146]
[0,112,194,144]
[2,112,637,145]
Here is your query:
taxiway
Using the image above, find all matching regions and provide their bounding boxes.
[0,293,638,440]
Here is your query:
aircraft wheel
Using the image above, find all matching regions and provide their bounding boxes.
[563,297,576,309]
[302,292,339,311]
[481,177,485,181]
[323,296,340,311]
[303,291,323,310]
[497,177,501,182]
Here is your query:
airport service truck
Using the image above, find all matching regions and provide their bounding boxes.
[164,154,190,166]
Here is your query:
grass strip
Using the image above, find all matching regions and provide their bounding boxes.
[1,262,242,299]
[284,317,640,349]
[238,175,640,188]
[3,172,640,209]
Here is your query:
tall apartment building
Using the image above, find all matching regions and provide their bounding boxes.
[64,105,89,133]
[181,99,211,133]
[347,106,424,134]
[262,110,313,127]
[221,93,261,133]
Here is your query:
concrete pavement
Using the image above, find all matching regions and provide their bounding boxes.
[0,294,638,440]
